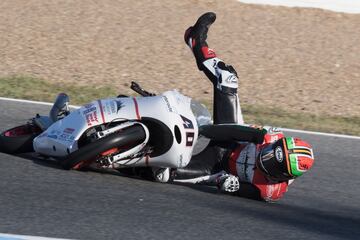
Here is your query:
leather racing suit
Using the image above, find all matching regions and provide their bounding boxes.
[169,12,291,202]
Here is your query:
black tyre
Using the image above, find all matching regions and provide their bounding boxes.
[61,125,146,170]
[0,124,42,154]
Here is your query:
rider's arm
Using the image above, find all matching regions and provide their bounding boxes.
[252,171,290,202]
[172,170,240,193]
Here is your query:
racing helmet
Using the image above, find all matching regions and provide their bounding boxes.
[257,137,314,181]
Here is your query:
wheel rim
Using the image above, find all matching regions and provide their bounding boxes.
[100,148,119,156]
[72,159,94,170]
[72,147,120,170]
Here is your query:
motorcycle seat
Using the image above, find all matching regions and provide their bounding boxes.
[199,124,267,144]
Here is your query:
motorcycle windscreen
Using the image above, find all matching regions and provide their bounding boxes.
[190,99,212,127]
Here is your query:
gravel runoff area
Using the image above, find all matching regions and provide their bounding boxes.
[0,0,359,118]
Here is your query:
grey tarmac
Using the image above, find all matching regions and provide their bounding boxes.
[0,99,359,240]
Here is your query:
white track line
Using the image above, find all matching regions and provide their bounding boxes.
[276,127,360,140]
[237,0,360,14]
[0,97,79,109]
[0,96,359,139]
[0,233,72,240]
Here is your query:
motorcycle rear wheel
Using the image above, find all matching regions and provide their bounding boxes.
[0,124,42,154]
[61,125,146,170]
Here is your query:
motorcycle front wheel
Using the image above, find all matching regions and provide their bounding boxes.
[0,124,42,154]
[61,125,147,170]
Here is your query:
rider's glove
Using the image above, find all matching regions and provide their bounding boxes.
[216,174,240,193]
[250,124,263,130]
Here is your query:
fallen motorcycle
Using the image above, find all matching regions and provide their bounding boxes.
[0,82,212,170]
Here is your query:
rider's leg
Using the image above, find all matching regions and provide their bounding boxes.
[169,12,243,183]
[171,142,225,180]
[184,12,244,124]
[171,141,239,192]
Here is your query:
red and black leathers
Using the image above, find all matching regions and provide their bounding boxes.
[171,12,290,201]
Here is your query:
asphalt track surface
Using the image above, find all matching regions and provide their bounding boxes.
[0,100,359,240]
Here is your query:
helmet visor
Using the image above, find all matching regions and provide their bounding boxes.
[258,139,292,181]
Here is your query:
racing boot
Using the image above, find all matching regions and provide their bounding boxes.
[184,12,217,69]
[152,167,171,183]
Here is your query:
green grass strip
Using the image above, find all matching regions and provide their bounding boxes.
[0,75,118,105]
[1,75,359,136]
[242,104,360,136]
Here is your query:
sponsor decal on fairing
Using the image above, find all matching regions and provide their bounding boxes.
[83,106,96,115]
[185,132,195,147]
[162,96,173,112]
[58,128,75,142]
[85,111,99,126]
[180,115,194,129]
[81,102,99,126]
[115,99,124,113]
[102,100,117,116]
[47,130,61,139]
[63,128,75,134]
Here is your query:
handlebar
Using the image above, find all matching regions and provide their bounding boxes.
[130,81,156,97]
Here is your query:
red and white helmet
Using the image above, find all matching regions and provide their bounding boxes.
[257,137,314,181]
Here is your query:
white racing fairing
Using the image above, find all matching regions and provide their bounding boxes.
[33,90,200,168]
